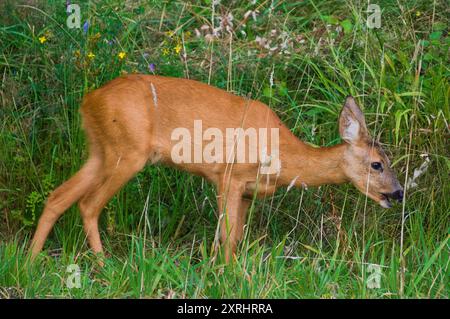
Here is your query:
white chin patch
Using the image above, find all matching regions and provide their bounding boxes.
[379,199,392,209]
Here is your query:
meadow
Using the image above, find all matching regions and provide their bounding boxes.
[0,0,448,298]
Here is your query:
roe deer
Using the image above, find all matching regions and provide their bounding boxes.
[30,75,403,262]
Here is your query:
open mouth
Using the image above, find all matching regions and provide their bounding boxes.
[379,193,392,208]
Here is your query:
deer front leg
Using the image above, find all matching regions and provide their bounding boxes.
[217,182,250,263]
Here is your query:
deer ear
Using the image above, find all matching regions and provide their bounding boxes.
[339,96,368,144]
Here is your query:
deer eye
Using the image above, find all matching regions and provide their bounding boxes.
[371,162,382,171]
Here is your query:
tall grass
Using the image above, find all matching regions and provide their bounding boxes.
[0,0,448,298]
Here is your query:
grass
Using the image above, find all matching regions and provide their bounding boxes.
[0,0,448,298]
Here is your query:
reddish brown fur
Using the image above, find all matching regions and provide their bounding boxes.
[30,75,402,262]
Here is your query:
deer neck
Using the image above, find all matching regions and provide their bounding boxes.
[279,135,349,188]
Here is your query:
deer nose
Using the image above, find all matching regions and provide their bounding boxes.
[391,189,404,202]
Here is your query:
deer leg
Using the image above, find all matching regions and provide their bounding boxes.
[238,198,251,238]
[218,182,249,262]
[30,157,101,258]
[78,154,147,254]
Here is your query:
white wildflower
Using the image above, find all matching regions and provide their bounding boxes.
[407,155,430,189]
[213,26,222,36]
[269,65,274,87]
[255,36,268,48]
[251,10,259,21]
[287,176,299,192]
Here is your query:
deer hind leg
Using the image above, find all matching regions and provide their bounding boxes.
[218,182,250,263]
[30,156,102,259]
[78,151,147,254]
[238,198,251,239]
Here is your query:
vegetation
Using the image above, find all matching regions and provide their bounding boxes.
[0,0,448,298]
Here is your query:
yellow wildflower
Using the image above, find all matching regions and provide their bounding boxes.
[118,52,126,60]
[416,11,421,17]
[162,47,170,56]
[87,52,95,59]
[174,43,182,54]
[39,36,47,44]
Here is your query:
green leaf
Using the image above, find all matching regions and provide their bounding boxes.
[397,91,425,97]
[423,52,434,61]
[429,31,442,40]
[413,236,449,287]
[430,40,441,47]
[421,40,430,47]
[340,19,353,34]
[322,15,339,24]
[394,108,412,144]
[277,81,288,96]
[263,86,273,98]
[300,243,321,255]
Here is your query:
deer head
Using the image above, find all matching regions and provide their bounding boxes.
[339,96,403,208]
